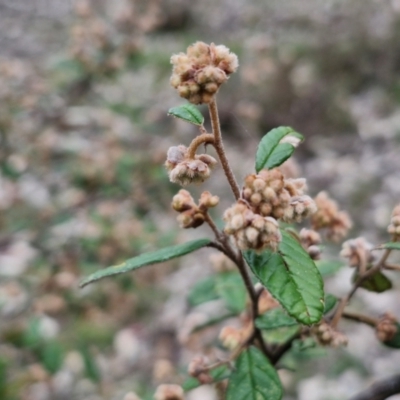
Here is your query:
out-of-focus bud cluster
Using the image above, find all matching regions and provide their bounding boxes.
[340,237,375,268]
[219,319,252,351]
[311,191,352,241]
[312,321,348,347]
[171,189,219,229]
[388,204,400,236]
[242,169,316,223]
[375,312,398,342]
[223,200,281,252]
[188,356,212,384]
[170,41,238,104]
[154,384,185,400]
[299,228,322,260]
[257,287,279,314]
[69,0,162,76]
[209,253,236,273]
[165,145,217,186]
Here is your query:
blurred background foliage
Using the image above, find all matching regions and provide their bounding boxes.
[2,0,400,399]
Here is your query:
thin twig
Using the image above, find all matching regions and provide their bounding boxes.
[342,311,378,327]
[349,374,400,400]
[383,263,400,272]
[204,212,223,241]
[331,247,393,328]
[208,99,241,200]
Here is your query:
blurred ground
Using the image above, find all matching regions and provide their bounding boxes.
[1,1,400,399]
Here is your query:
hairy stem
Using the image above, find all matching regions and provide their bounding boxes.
[187,133,215,159]
[331,247,393,328]
[342,310,378,327]
[208,99,241,200]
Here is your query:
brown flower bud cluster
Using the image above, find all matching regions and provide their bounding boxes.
[376,312,398,342]
[209,253,236,273]
[68,1,147,76]
[154,384,184,400]
[172,189,219,229]
[388,204,400,236]
[257,287,279,314]
[299,228,322,260]
[340,237,375,268]
[165,145,217,186]
[242,169,316,223]
[188,356,212,384]
[223,200,281,252]
[312,321,348,347]
[170,41,238,104]
[311,191,352,241]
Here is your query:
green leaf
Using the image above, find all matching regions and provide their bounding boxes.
[255,126,303,172]
[352,270,393,293]
[215,272,247,313]
[262,325,300,345]
[316,260,344,277]
[168,104,204,126]
[256,308,298,330]
[80,346,101,382]
[182,364,231,391]
[376,242,400,251]
[40,341,64,374]
[244,230,324,325]
[383,323,400,349]
[324,294,338,314]
[226,347,282,400]
[80,239,211,287]
[188,277,219,307]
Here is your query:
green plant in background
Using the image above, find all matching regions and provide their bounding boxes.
[80,41,400,400]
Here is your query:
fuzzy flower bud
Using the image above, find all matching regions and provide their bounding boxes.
[376,312,398,342]
[388,204,400,236]
[340,237,375,268]
[312,321,348,347]
[282,195,317,223]
[242,169,314,224]
[299,228,322,260]
[154,384,184,400]
[209,253,236,272]
[311,191,352,241]
[257,289,279,314]
[188,356,213,384]
[198,191,219,210]
[171,189,196,212]
[170,42,238,104]
[172,190,219,229]
[165,146,217,186]
[219,326,242,350]
[224,200,281,252]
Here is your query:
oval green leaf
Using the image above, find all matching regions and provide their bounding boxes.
[244,230,324,325]
[324,294,338,314]
[376,242,400,251]
[215,272,247,313]
[226,346,282,400]
[188,276,219,307]
[352,270,393,293]
[255,126,304,172]
[256,308,298,330]
[80,239,212,287]
[316,260,344,277]
[168,104,204,126]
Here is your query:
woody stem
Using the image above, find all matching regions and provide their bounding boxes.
[208,98,241,200]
